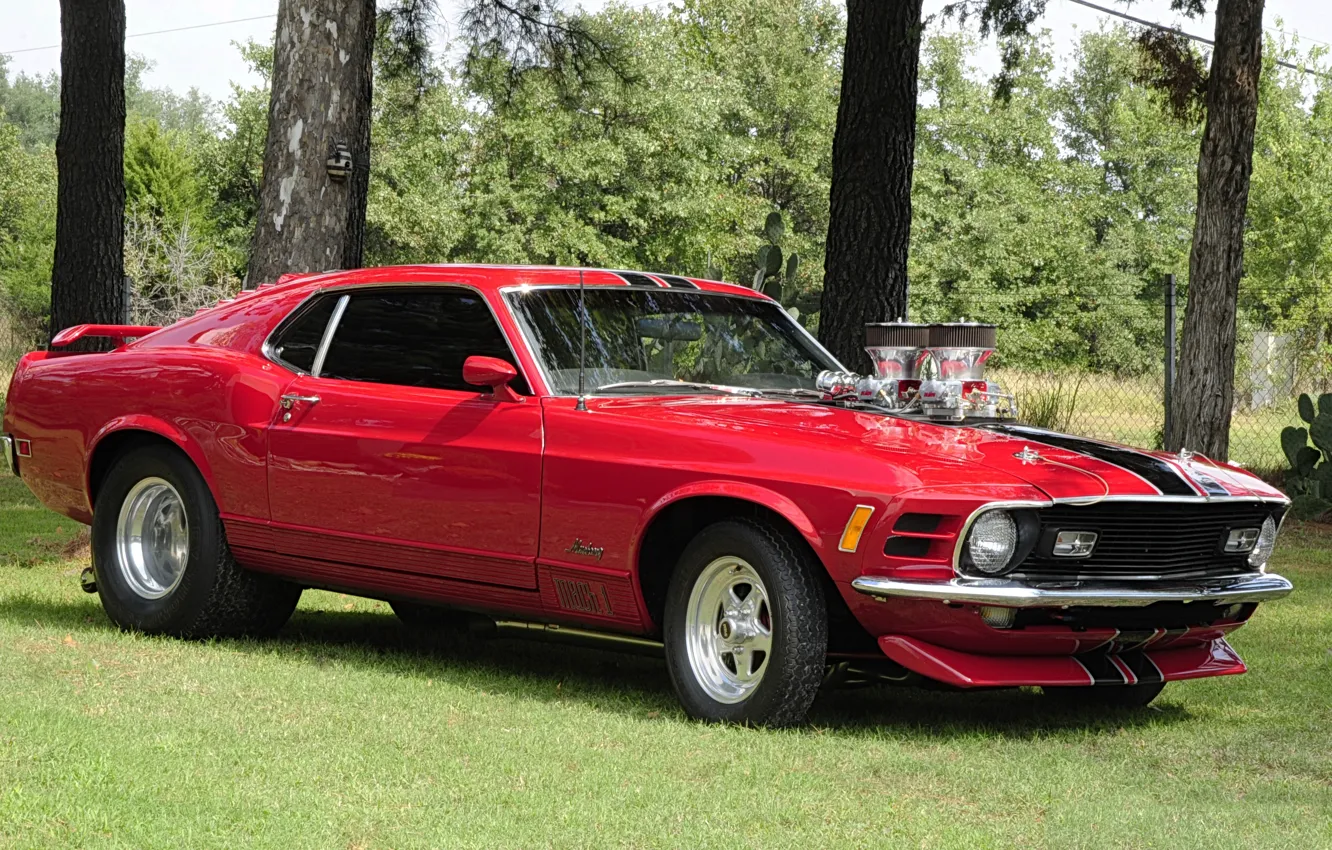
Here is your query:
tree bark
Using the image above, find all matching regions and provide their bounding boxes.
[50,0,126,344]
[246,0,376,286]
[818,0,923,373]
[1168,0,1265,460]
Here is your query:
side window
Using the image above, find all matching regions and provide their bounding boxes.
[269,295,338,373]
[319,289,531,394]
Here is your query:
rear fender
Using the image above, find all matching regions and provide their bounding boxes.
[86,415,219,511]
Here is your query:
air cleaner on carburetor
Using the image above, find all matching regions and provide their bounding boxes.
[864,322,930,403]
[917,323,1014,421]
[816,321,1016,422]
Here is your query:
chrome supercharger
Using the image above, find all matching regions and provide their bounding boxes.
[816,321,1017,422]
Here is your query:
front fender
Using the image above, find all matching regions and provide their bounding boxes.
[638,479,825,554]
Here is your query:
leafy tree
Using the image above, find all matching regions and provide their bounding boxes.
[819,0,1050,371]
[247,0,626,285]
[246,0,376,284]
[0,116,57,330]
[124,119,206,227]
[0,59,60,149]
[196,41,274,278]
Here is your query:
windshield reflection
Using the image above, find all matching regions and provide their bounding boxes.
[505,288,839,396]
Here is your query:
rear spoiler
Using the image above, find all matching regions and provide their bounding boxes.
[49,324,162,348]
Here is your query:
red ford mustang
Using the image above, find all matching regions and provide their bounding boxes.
[1,265,1293,725]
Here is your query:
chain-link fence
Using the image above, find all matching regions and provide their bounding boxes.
[926,277,1332,474]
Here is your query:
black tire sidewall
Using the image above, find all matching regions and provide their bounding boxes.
[92,445,224,634]
[663,519,826,725]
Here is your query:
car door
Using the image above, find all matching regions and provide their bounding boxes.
[265,286,543,589]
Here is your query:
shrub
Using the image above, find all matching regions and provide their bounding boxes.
[1019,373,1085,433]
[1281,392,1332,520]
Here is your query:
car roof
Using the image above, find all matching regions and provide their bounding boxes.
[264,264,770,300]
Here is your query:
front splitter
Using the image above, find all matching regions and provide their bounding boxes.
[877,635,1246,688]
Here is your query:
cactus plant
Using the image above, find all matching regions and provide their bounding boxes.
[1282,391,1332,519]
[752,211,799,304]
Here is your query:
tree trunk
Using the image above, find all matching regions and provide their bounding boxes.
[50,0,126,344]
[1168,0,1265,460]
[246,0,376,286]
[818,0,923,373]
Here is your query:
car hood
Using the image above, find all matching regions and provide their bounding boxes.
[579,396,1286,503]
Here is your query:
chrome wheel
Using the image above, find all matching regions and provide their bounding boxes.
[114,477,189,600]
[684,556,773,704]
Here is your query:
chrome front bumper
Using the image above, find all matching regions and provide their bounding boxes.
[1,435,14,476]
[850,572,1294,608]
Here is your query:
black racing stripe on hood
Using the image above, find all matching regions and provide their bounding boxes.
[983,425,1198,496]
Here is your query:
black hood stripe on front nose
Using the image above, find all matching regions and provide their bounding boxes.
[981,424,1200,497]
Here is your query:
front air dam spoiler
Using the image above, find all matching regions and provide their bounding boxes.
[877,635,1246,688]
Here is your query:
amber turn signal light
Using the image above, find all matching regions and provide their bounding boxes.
[838,505,876,553]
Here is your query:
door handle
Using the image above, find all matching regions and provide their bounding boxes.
[279,394,321,410]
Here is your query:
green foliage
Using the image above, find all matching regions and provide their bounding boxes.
[4,7,1332,379]
[124,119,207,227]
[1282,393,1332,512]
[0,58,60,149]
[195,40,272,279]
[751,210,799,304]
[0,115,56,331]
[0,53,231,335]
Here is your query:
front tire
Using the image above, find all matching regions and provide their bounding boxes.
[663,518,827,727]
[91,444,301,638]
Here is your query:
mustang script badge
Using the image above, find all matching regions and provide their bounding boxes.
[565,538,605,561]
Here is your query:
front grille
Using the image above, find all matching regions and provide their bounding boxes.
[1011,501,1281,581]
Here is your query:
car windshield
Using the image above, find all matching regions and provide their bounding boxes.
[505,287,840,395]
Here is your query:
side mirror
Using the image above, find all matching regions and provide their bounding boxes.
[463,356,524,403]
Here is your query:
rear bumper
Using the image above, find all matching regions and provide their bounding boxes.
[850,572,1293,608]
[1,435,14,477]
[878,635,1246,688]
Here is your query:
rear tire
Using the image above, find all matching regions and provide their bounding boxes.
[91,444,300,638]
[663,518,827,727]
[1043,681,1166,709]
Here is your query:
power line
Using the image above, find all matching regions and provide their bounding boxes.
[1065,0,1324,77]
[1,13,276,56]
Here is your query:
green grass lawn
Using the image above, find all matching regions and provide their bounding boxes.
[2,476,1331,849]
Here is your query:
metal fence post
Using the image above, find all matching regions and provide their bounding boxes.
[1164,273,1177,449]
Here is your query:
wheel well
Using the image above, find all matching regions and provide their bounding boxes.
[88,430,189,506]
[636,496,875,651]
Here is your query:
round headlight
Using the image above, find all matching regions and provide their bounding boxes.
[1248,516,1279,569]
[966,510,1018,575]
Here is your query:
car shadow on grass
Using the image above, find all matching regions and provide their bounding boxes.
[0,591,1192,738]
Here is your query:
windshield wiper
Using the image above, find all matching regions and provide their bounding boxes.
[749,387,828,400]
[593,380,761,397]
